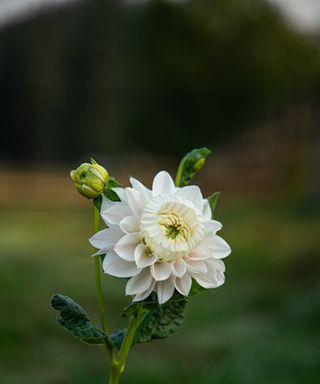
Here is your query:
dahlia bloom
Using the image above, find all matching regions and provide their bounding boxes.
[89,171,231,304]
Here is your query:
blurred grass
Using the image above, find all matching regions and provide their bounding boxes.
[0,198,320,384]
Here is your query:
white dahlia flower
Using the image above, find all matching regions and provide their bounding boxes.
[89,171,231,304]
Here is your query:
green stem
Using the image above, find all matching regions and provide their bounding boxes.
[94,257,109,334]
[109,307,143,384]
[93,206,109,334]
[92,206,142,383]
[175,157,186,187]
[93,205,114,363]
[109,365,120,384]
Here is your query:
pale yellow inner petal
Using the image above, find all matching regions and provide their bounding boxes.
[140,197,204,262]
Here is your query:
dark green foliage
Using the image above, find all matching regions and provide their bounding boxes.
[1,0,319,162]
[121,303,142,319]
[120,293,157,322]
[130,0,320,155]
[112,293,187,349]
[134,294,187,344]
[178,147,212,186]
[51,294,106,345]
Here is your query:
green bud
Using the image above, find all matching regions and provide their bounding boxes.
[176,147,211,186]
[70,160,109,199]
[193,158,206,172]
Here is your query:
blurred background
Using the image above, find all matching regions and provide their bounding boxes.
[0,0,320,383]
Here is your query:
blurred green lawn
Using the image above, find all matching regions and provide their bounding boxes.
[1,199,320,384]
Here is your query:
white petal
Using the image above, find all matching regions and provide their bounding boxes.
[101,194,118,213]
[198,234,231,259]
[185,259,208,274]
[206,258,226,274]
[134,244,157,268]
[188,249,211,261]
[92,248,108,257]
[126,188,149,216]
[193,259,225,288]
[114,233,140,261]
[119,216,140,233]
[174,274,192,296]
[133,280,156,302]
[126,269,154,295]
[202,200,212,221]
[130,177,153,200]
[102,204,131,225]
[103,251,140,278]
[156,278,175,304]
[193,275,219,289]
[175,186,203,211]
[112,187,127,203]
[152,171,175,196]
[204,220,222,233]
[216,272,225,285]
[172,259,187,277]
[194,272,225,289]
[150,262,172,281]
[89,227,124,250]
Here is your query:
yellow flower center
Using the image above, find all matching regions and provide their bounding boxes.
[140,197,204,262]
[157,210,191,242]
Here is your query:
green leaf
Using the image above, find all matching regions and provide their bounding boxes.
[207,191,221,216]
[103,188,121,202]
[94,195,102,211]
[119,293,187,346]
[109,329,126,350]
[121,303,140,319]
[133,294,187,344]
[51,294,106,345]
[189,280,205,297]
[103,177,122,202]
[93,176,122,209]
[107,177,122,189]
[121,293,156,319]
[176,147,212,186]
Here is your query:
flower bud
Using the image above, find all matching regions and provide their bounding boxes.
[70,160,109,199]
[193,158,206,172]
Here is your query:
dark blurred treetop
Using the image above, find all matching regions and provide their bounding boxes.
[0,0,319,162]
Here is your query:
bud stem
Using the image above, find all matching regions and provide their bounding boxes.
[93,206,110,339]
[175,157,187,187]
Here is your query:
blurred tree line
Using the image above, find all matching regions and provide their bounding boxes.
[0,0,319,162]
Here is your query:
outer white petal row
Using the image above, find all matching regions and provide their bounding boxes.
[89,171,231,304]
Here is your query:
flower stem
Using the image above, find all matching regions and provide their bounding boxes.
[109,365,121,384]
[109,307,143,384]
[93,205,114,368]
[93,206,109,335]
[175,157,186,187]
